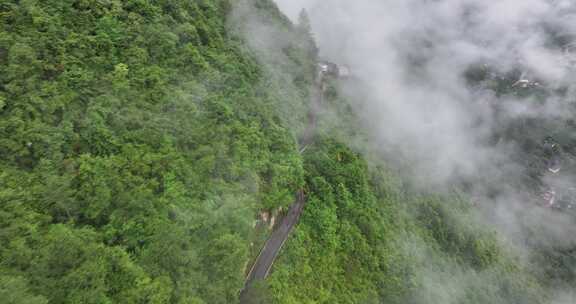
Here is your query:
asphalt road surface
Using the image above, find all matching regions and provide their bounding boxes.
[243,190,306,283]
[240,73,325,301]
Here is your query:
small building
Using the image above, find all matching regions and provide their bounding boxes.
[318,61,350,78]
[511,72,540,89]
[512,79,540,88]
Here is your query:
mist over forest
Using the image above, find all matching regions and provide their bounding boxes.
[0,0,575,303]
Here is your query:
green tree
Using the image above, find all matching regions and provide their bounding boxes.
[0,276,48,304]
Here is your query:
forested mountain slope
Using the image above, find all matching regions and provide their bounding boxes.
[1,1,305,302]
[0,0,557,303]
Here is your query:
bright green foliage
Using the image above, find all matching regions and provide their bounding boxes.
[0,0,305,303]
[266,138,544,304]
[0,0,554,303]
[0,276,48,304]
[267,139,411,303]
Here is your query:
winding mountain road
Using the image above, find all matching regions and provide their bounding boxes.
[243,190,307,283]
[239,72,326,300]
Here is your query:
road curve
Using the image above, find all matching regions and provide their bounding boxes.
[243,190,306,283]
[240,73,325,301]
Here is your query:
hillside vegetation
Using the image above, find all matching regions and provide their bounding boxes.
[0,0,554,303]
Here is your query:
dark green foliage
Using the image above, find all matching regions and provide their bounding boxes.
[407,197,544,304]
[533,246,576,287]
[240,281,273,304]
[415,198,501,269]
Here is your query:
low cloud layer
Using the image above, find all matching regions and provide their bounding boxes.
[277,0,576,186]
[274,0,576,300]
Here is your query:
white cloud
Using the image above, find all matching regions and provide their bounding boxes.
[273,0,576,298]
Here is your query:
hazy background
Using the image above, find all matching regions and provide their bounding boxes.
[273,0,576,301]
[271,0,576,204]
[275,0,575,184]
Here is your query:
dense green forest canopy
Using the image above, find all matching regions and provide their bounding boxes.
[0,0,571,303]
[1,0,306,302]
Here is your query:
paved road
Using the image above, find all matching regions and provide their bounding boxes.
[243,190,306,283]
[240,73,325,301]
